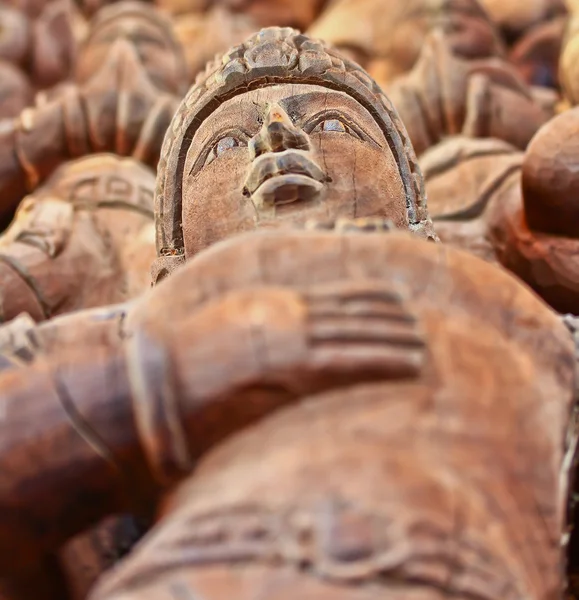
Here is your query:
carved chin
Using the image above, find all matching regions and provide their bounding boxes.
[251,174,325,214]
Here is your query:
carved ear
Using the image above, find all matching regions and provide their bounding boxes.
[150,254,185,286]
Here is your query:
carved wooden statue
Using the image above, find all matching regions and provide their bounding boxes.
[420,135,523,263]
[0,0,186,222]
[0,25,441,600]
[0,7,185,594]
[153,26,436,284]
[0,0,81,118]
[480,0,566,40]
[308,0,506,88]
[1,22,578,600]
[385,31,551,156]
[419,106,579,315]
[0,222,574,600]
[487,107,579,314]
[509,13,566,88]
[0,153,155,324]
[74,1,187,96]
[0,155,156,600]
[155,0,326,30]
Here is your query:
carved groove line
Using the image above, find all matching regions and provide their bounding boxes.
[103,506,520,600]
[0,253,52,319]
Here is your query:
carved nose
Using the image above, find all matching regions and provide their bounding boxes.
[249,104,311,159]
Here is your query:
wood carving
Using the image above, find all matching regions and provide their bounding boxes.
[155,0,326,29]
[420,136,523,262]
[0,225,572,600]
[559,6,579,106]
[0,1,185,221]
[0,4,31,67]
[386,31,551,156]
[480,0,566,41]
[35,1,183,103]
[153,26,436,283]
[172,7,259,83]
[0,154,155,324]
[1,18,578,600]
[308,0,506,87]
[75,2,188,96]
[0,0,79,118]
[0,63,34,120]
[0,27,444,598]
[509,15,566,87]
[485,107,579,314]
[28,0,80,89]
[416,108,579,315]
[0,0,80,92]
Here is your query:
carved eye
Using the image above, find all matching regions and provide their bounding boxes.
[318,119,347,132]
[204,136,245,167]
[311,118,362,139]
[314,119,346,133]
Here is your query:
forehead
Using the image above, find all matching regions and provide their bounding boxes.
[36,157,155,205]
[190,84,388,148]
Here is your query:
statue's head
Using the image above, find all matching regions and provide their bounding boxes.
[308,0,505,86]
[153,27,434,282]
[75,1,187,95]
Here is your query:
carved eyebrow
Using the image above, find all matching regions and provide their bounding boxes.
[279,91,383,140]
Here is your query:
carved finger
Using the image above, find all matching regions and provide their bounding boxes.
[303,282,425,378]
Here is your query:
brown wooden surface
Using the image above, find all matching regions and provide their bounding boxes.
[386,32,551,156]
[0,3,578,599]
[0,154,155,323]
[309,0,506,87]
[0,226,572,600]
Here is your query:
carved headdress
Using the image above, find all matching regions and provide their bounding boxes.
[154,27,433,274]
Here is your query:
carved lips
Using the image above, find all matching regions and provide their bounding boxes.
[244,148,327,210]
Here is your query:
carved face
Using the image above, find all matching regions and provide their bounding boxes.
[182,84,408,256]
[76,13,182,94]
